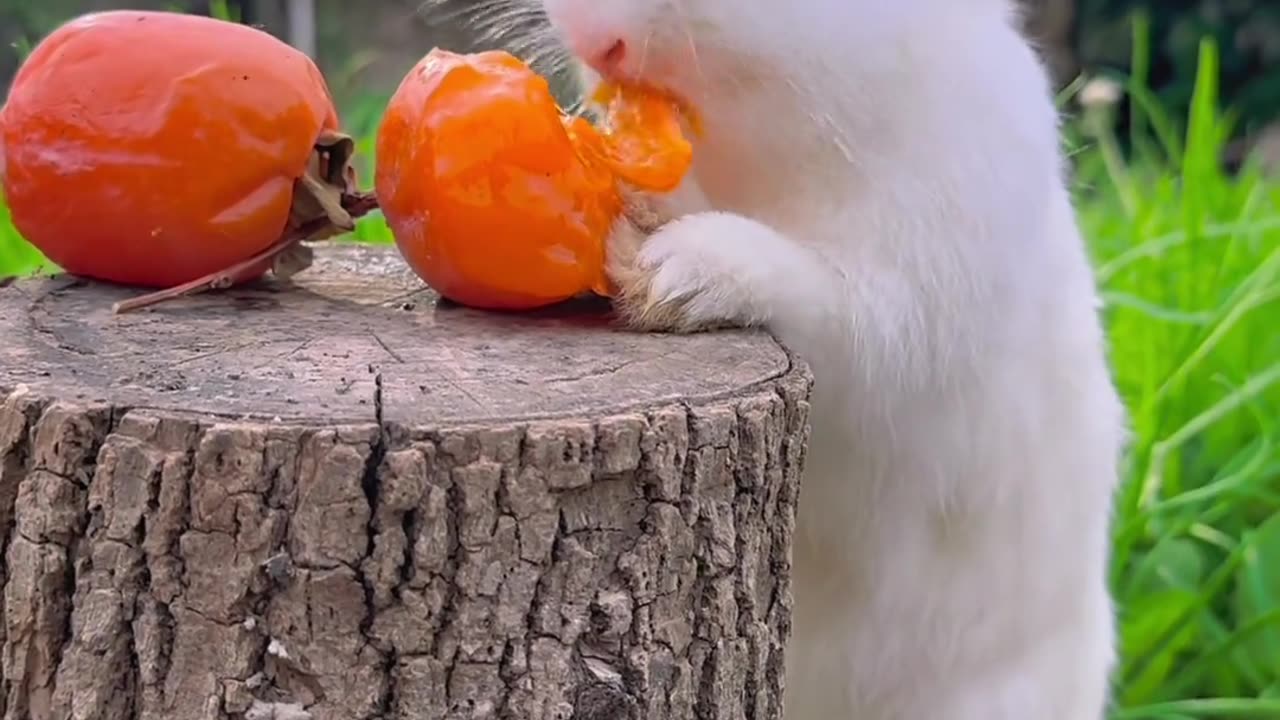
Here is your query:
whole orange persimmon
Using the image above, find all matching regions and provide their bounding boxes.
[375,48,692,311]
[0,10,344,288]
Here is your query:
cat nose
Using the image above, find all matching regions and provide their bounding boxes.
[594,38,627,74]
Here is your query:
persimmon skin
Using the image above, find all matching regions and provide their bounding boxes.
[0,10,341,288]
[375,49,621,311]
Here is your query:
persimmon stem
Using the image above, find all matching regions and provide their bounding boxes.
[111,192,378,315]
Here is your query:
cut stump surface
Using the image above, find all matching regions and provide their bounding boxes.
[0,243,813,720]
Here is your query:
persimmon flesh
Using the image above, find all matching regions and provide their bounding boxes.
[0,10,343,288]
[587,81,697,193]
[375,48,693,311]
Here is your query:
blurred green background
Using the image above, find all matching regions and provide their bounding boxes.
[3,2,1280,719]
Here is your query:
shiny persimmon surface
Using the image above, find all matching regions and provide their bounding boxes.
[374,48,692,311]
[0,10,341,287]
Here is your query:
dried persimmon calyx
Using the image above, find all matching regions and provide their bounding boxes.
[271,242,314,282]
[285,130,362,250]
[269,136,352,282]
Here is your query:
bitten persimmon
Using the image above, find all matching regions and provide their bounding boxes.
[586,81,697,193]
[0,10,353,291]
[374,48,693,311]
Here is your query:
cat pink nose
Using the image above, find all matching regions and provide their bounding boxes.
[596,38,627,72]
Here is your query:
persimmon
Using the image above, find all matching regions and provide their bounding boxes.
[586,81,698,193]
[374,48,693,311]
[0,10,369,306]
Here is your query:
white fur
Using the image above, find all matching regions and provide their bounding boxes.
[532,0,1128,717]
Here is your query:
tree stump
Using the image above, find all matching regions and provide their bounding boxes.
[0,243,813,720]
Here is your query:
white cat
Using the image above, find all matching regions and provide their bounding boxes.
[506,0,1127,716]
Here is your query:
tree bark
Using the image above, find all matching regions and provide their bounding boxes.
[0,244,813,720]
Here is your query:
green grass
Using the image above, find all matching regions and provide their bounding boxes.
[1066,33,1280,719]
[0,194,54,278]
[2,21,1280,720]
